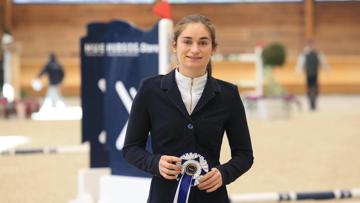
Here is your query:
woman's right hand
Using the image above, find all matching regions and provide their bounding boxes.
[159,155,182,180]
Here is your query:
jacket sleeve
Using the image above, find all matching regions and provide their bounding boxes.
[122,80,161,177]
[217,85,254,185]
[37,64,48,78]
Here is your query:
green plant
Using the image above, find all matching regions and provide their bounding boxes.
[20,89,28,99]
[261,42,287,96]
[261,42,286,67]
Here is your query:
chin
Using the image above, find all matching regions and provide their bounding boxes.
[185,62,206,69]
[187,65,206,71]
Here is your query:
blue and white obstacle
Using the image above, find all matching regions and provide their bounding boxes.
[230,188,360,202]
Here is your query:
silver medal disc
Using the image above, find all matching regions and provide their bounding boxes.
[182,159,201,178]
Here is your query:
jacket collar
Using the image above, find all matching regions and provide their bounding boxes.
[160,69,221,118]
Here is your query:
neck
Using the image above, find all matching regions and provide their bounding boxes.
[178,67,207,79]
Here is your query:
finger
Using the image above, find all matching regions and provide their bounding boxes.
[164,155,182,163]
[158,155,182,180]
[205,169,223,192]
[160,170,177,180]
[206,183,221,193]
[160,166,181,176]
[160,160,181,171]
[198,170,215,187]
[160,172,177,179]
[161,156,181,168]
[198,176,218,190]
[199,170,214,182]
[201,178,219,191]
[159,166,180,179]
[159,160,181,177]
[198,168,222,190]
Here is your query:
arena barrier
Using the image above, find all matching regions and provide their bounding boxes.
[1,143,359,203]
[0,143,89,156]
[1,144,359,203]
[230,188,360,202]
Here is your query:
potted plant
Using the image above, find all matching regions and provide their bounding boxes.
[252,42,299,119]
[261,42,286,96]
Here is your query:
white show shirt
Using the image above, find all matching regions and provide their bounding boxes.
[175,69,207,115]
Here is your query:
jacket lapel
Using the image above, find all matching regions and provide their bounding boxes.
[160,69,190,118]
[192,74,221,115]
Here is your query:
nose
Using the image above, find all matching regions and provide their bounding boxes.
[190,44,200,54]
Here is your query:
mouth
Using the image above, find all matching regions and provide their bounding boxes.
[186,56,202,60]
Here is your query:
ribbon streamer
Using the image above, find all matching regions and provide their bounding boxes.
[173,153,209,203]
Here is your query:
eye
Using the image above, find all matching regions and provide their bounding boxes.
[199,40,209,46]
[183,39,192,45]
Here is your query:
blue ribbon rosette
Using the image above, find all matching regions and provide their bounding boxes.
[173,153,209,203]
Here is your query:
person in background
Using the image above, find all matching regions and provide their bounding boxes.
[1,29,15,102]
[122,14,253,203]
[35,53,65,109]
[0,45,3,91]
[296,39,329,111]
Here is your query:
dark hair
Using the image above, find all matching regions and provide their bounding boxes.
[49,52,57,62]
[173,14,217,75]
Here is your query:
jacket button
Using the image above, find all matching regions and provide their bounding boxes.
[187,123,194,130]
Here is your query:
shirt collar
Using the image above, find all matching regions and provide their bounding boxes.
[175,69,208,90]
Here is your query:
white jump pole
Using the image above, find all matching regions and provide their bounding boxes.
[158,18,173,75]
[254,45,263,96]
[230,188,360,202]
[0,143,89,156]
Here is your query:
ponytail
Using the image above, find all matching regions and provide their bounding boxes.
[206,60,212,76]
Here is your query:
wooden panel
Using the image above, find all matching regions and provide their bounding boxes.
[304,0,315,39]
[171,3,304,54]
[9,2,360,96]
[314,2,360,55]
[213,55,360,94]
[0,0,12,31]
[11,2,360,57]
[12,4,159,58]
[12,3,305,58]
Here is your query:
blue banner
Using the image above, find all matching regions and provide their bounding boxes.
[103,21,158,177]
[81,22,109,167]
[81,20,159,176]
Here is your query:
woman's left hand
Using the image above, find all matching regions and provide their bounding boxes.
[197,168,223,192]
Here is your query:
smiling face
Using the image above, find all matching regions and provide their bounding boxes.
[173,23,216,78]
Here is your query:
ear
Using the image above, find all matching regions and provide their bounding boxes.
[172,41,177,53]
[211,46,217,56]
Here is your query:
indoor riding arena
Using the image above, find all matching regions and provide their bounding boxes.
[1,0,359,203]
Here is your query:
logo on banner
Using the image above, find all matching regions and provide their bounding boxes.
[94,79,136,149]
[84,42,159,57]
[97,78,107,144]
[115,81,137,150]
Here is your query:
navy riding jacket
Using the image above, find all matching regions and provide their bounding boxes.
[123,69,253,203]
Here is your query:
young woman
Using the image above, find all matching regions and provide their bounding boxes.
[123,14,253,203]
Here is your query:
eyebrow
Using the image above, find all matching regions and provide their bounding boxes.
[182,36,210,40]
